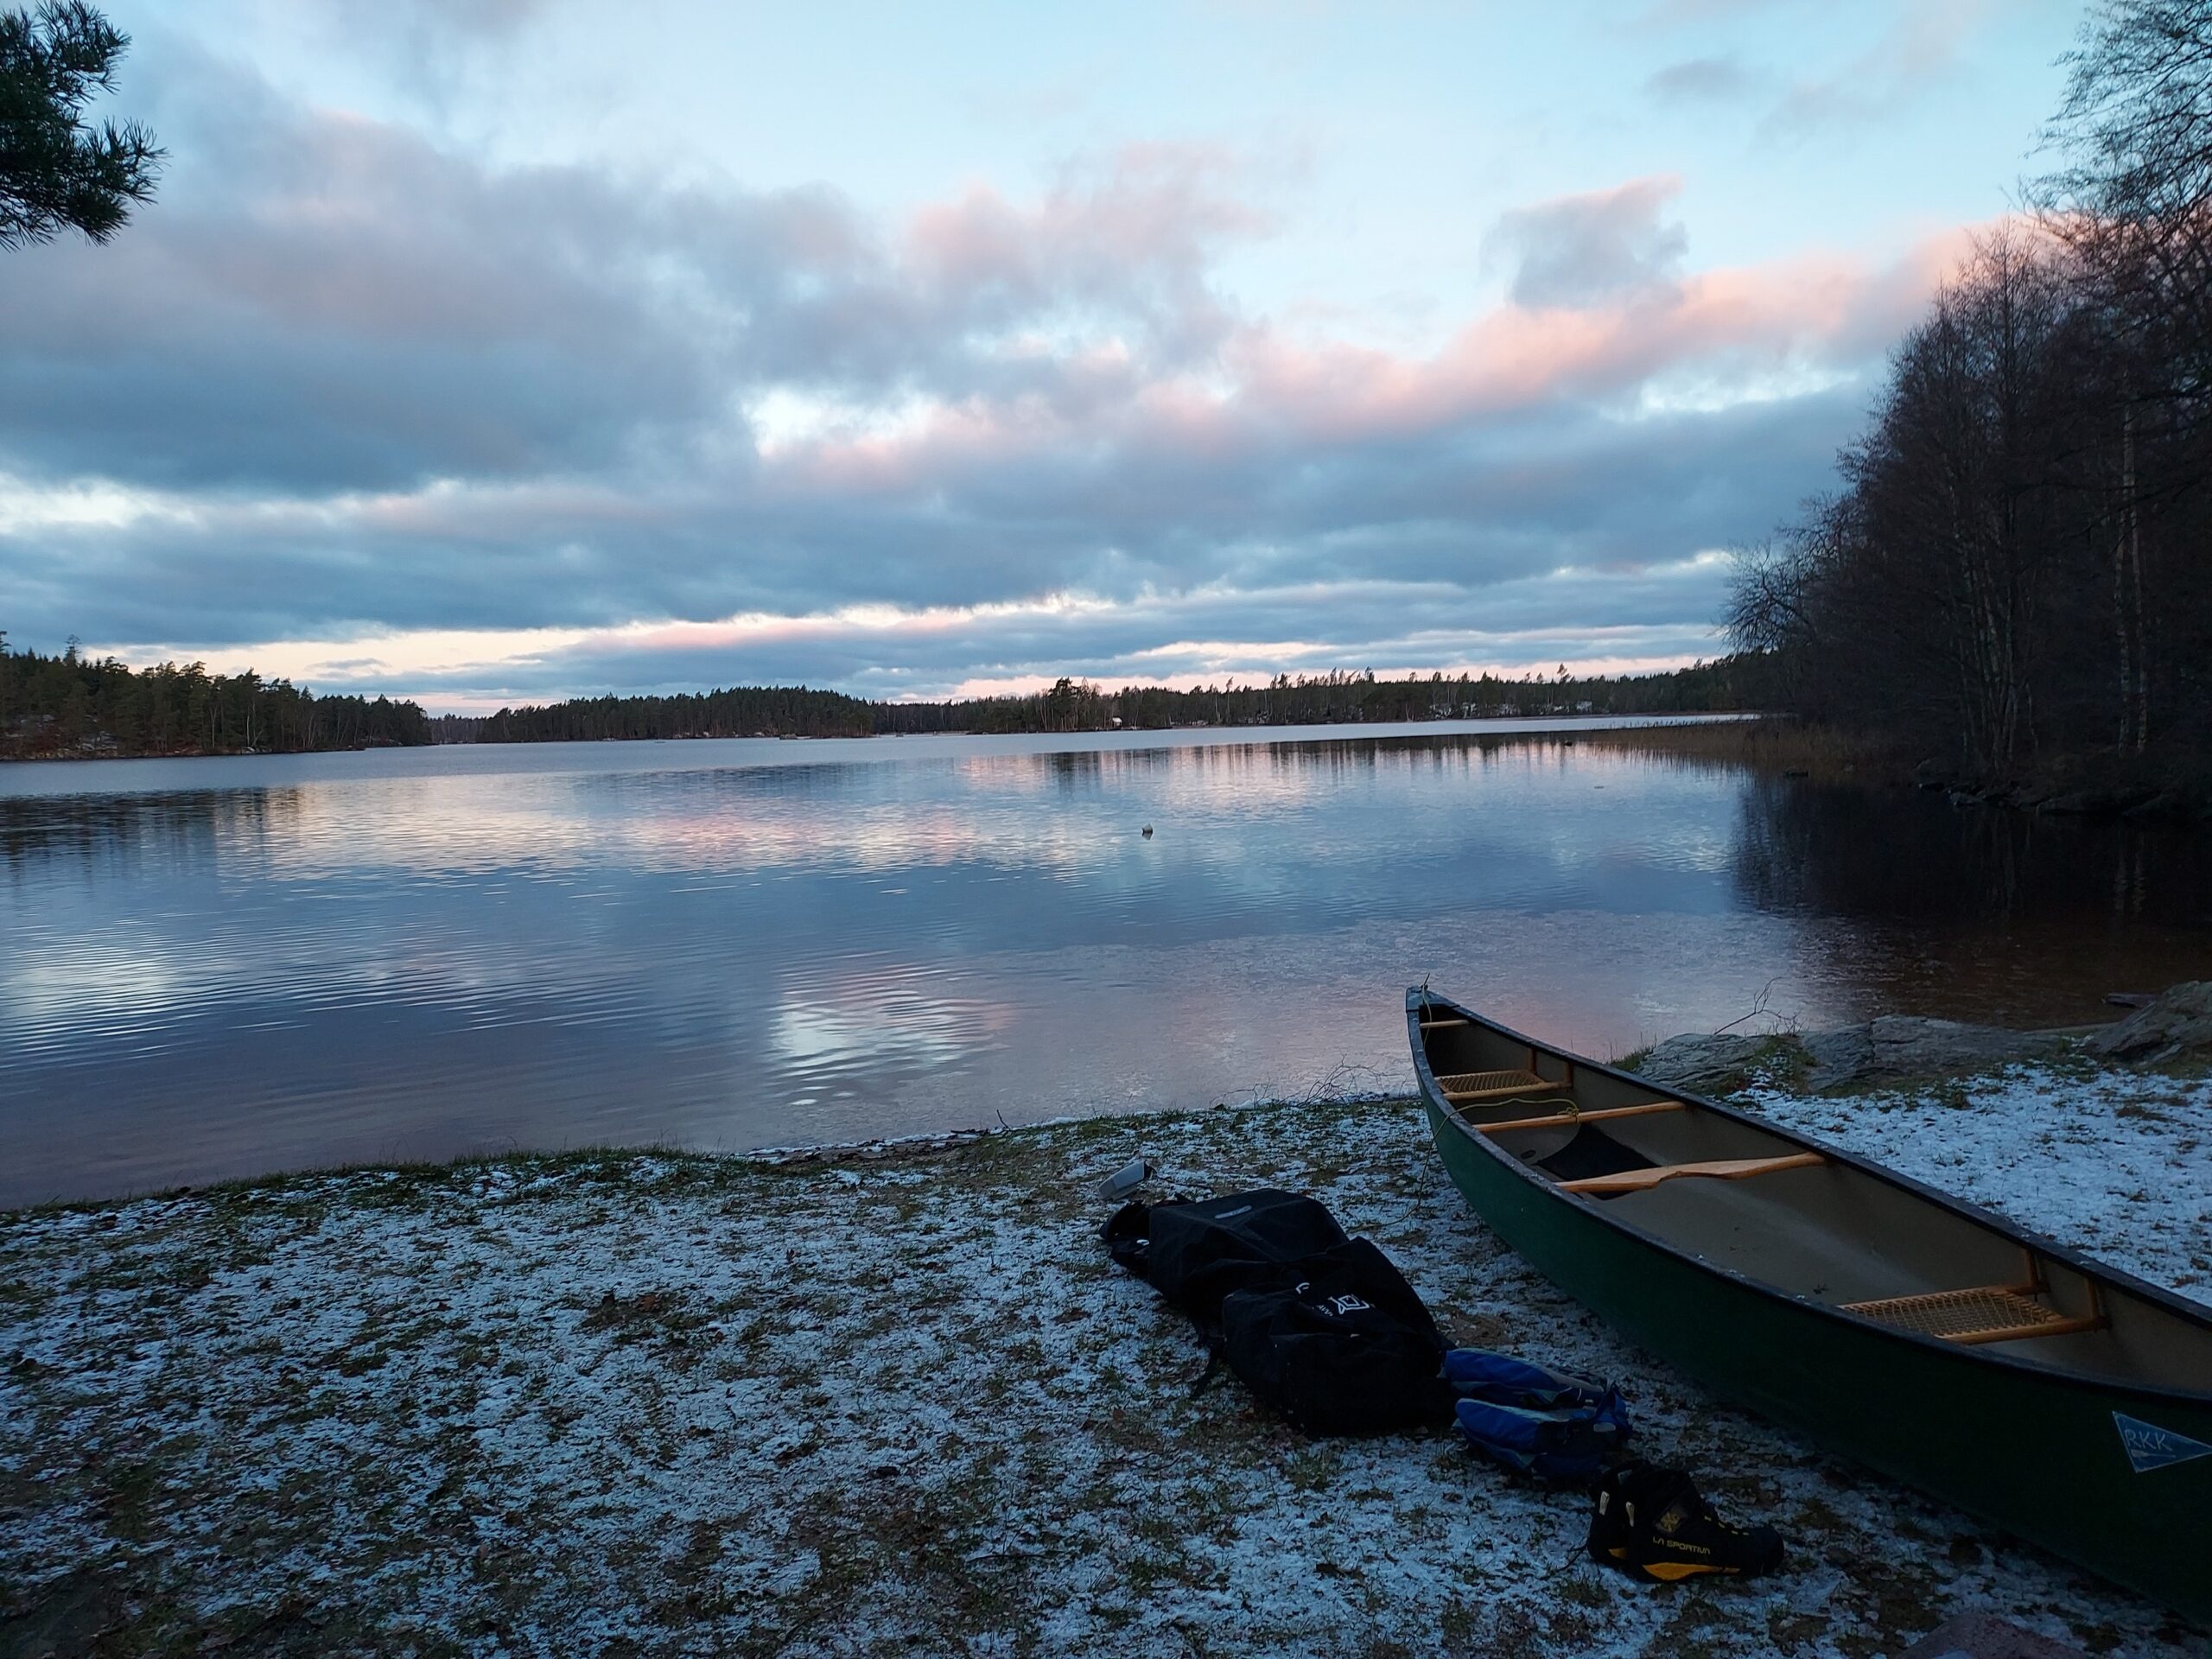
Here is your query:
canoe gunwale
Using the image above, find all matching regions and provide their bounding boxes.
[1404,986,2212,1409]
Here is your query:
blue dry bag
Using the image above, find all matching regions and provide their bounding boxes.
[1444,1348,1631,1484]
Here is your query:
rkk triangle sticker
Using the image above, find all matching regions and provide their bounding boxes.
[2113,1412,2212,1474]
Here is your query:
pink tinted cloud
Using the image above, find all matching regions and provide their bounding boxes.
[904,143,1270,295]
[773,217,1999,493]
[600,595,1091,660]
[1485,175,1689,309]
[1239,221,1991,436]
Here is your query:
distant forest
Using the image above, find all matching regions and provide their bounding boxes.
[436,658,1769,744]
[0,638,1780,762]
[0,642,431,760]
[1731,5,2212,796]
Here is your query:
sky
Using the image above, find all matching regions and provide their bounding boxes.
[0,0,2086,710]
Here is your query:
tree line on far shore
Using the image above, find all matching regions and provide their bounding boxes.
[0,642,432,759]
[0,639,1779,760]
[436,658,1768,744]
[1731,2,2212,791]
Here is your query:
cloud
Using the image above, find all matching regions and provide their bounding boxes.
[0,54,1980,705]
[286,0,556,112]
[5,359,1874,683]
[0,54,1263,497]
[1632,0,1791,26]
[0,73,724,492]
[1645,55,1760,104]
[1758,0,1990,137]
[1484,177,1689,310]
[1630,2,1994,136]
[124,551,1751,712]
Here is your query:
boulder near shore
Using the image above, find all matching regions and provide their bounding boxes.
[1632,982,2212,1094]
[2086,982,2212,1065]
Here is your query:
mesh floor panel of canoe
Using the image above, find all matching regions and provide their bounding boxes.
[1841,1286,2063,1340]
[1437,1070,1556,1096]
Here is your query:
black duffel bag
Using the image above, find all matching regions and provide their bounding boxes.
[1104,1188,1452,1435]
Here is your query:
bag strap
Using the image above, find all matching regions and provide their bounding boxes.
[1103,1201,1153,1277]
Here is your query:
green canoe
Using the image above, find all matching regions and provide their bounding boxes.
[1408,987,2212,1623]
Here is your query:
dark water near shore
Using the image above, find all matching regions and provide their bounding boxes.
[5,720,2208,1208]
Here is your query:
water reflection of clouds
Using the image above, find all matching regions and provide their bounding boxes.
[3,946,195,1053]
[767,976,1013,1084]
[225,768,1145,881]
[8,730,2209,1206]
[33,741,1644,887]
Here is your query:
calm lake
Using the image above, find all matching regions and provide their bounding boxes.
[6,720,2208,1208]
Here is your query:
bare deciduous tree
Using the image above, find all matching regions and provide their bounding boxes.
[1740,8,2212,780]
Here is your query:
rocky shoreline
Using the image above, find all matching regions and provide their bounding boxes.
[1631,982,2212,1096]
[1911,760,2212,825]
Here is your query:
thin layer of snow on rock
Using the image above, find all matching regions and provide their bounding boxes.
[1,1068,2205,1656]
[1627,1032,1776,1093]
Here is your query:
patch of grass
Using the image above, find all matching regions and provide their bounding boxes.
[1745,1034,1812,1090]
[1284,1445,1342,1491]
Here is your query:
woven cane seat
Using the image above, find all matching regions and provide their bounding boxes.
[1840,1284,2101,1344]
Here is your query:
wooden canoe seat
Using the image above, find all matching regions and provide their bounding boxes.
[1477,1101,1686,1135]
[1560,1151,1824,1196]
[1840,1283,2107,1346]
[1439,1070,1569,1104]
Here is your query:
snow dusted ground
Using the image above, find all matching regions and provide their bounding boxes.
[3,1058,2207,1657]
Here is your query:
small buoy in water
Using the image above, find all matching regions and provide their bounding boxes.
[1098,1157,1151,1200]
[1141,824,1154,838]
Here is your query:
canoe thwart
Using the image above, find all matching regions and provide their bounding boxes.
[1419,1016,1471,1029]
[1439,1070,1569,1103]
[1476,1101,1686,1135]
[1840,1283,2109,1345]
[1560,1151,1825,1196]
